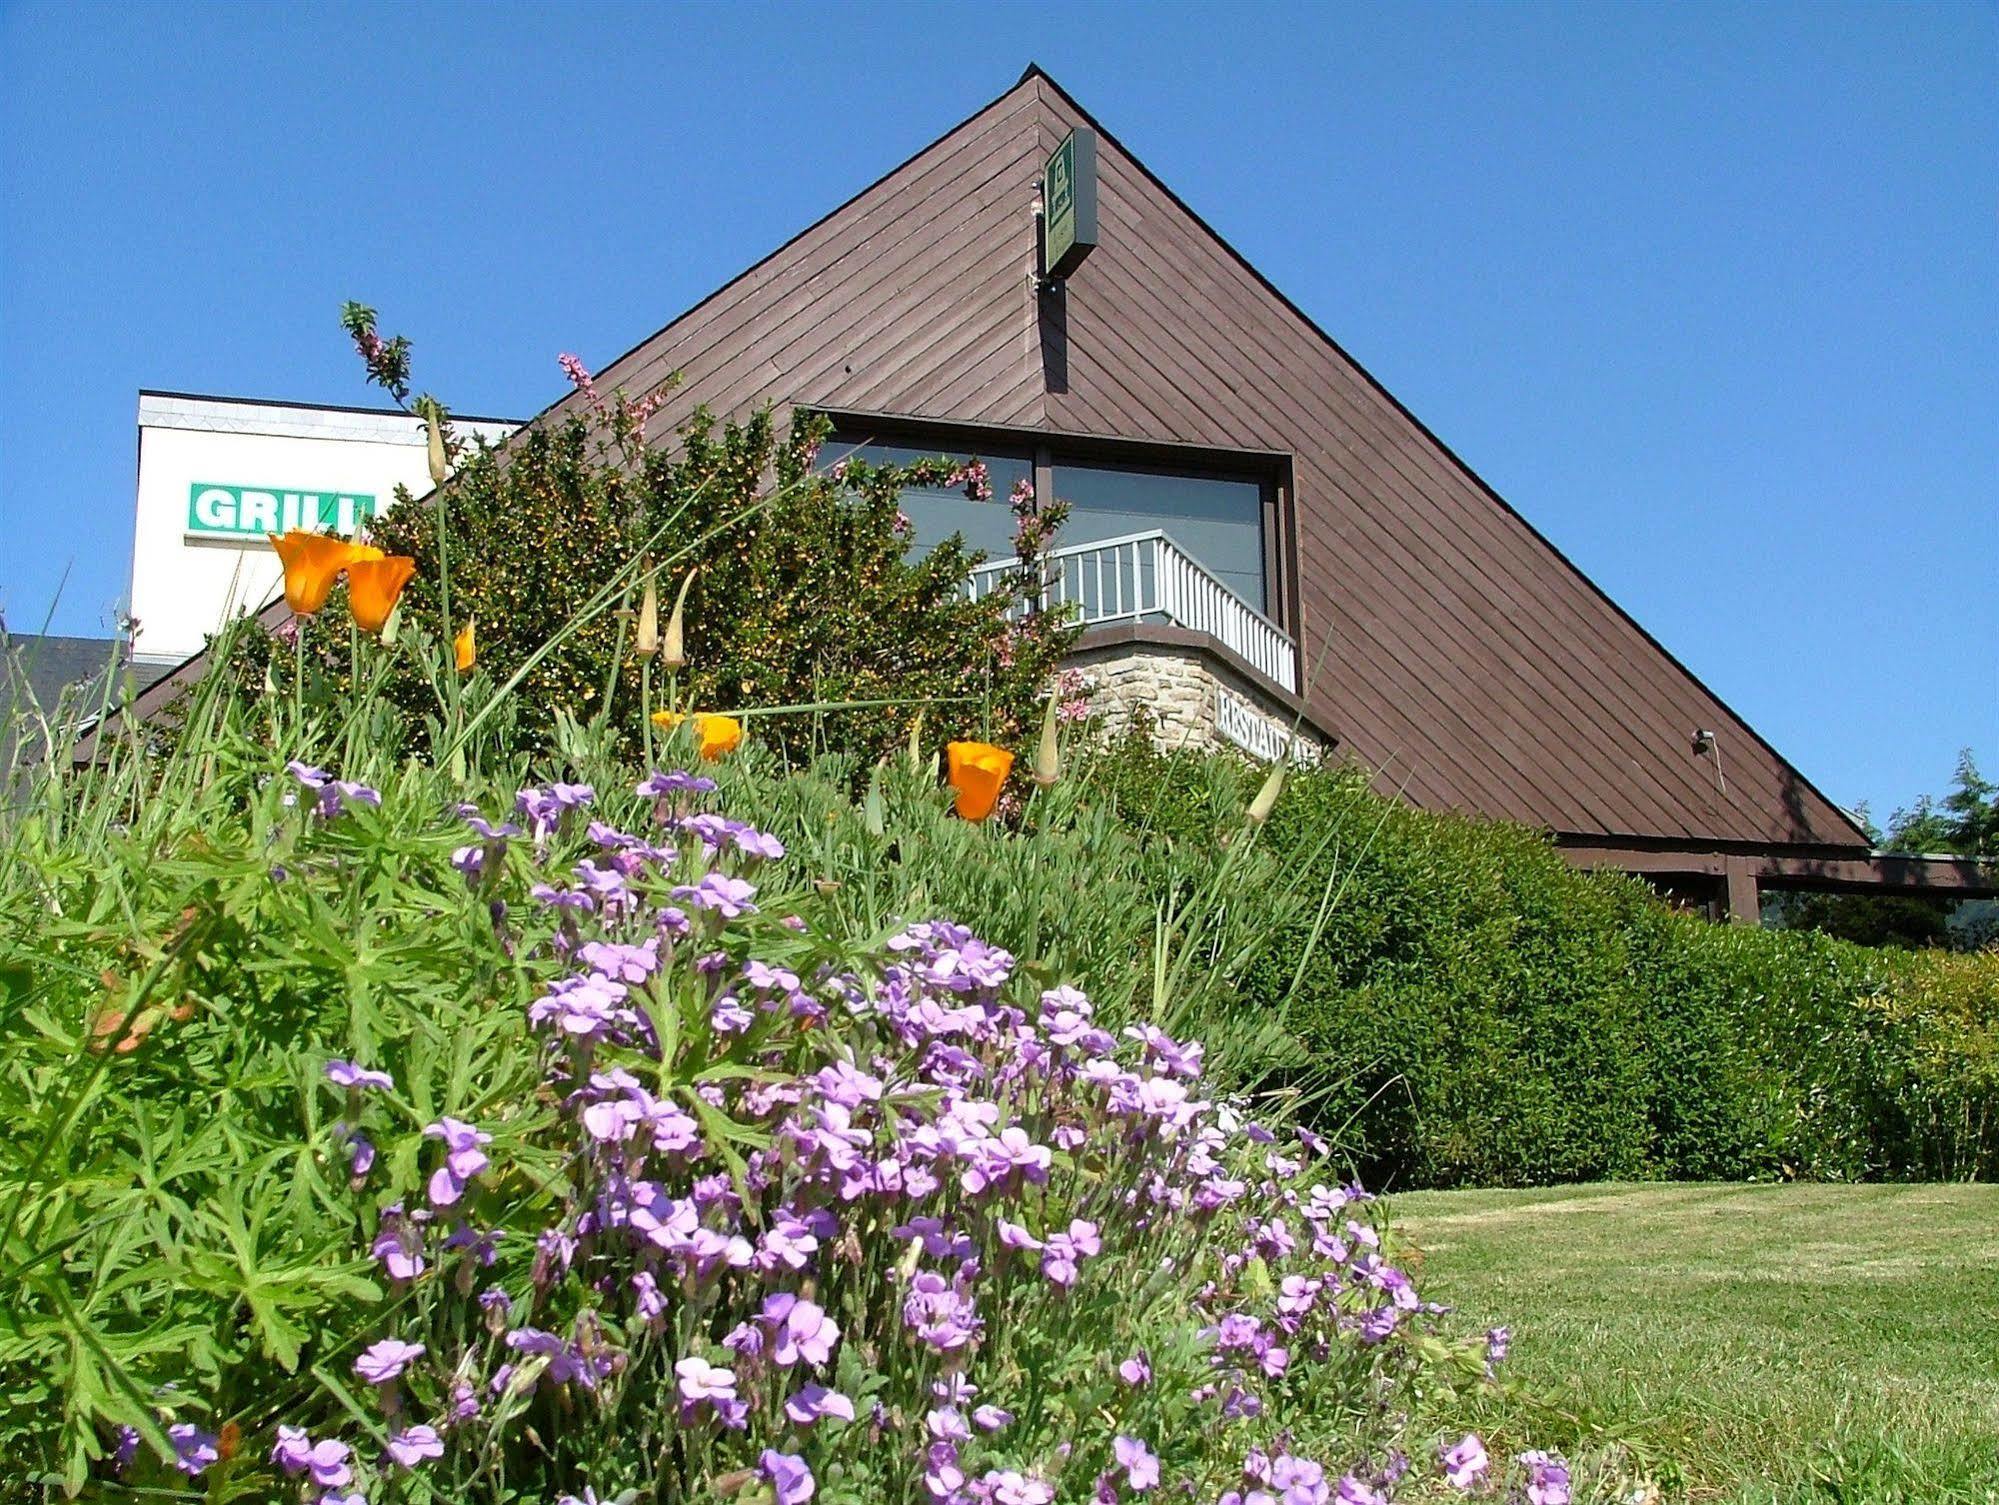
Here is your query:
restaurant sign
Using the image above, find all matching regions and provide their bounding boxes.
[1217,685,1311,765]
[186,482,379,541]
[1042,127,1099,280]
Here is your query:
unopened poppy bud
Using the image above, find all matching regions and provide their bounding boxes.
[905,707,926,773]
[426,407,447,487]
[661,568,696,669]
[1246,760,1286,826]
[865,763,886,835]
[1032,687,1061,789]
[454,616,476,672]
[635,572,659,657]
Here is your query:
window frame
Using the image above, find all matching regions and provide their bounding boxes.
[811,409,1299,634]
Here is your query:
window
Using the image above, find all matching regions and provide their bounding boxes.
[816,419,1287,629]
[1053,461,1269,613]
[817,439,1029,562]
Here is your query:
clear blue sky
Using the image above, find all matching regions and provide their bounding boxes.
[2,1,1992,822]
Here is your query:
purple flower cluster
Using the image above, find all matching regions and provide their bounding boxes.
[517,780,595,843]
[452,801,524,882]
[138,763,1560,1502]
[286,761,381,819]
[423,1116,492,1206]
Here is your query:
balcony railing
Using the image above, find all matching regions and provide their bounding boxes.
[965,529,1297,693]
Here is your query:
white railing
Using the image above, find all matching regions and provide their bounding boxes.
[966,529,1297,692]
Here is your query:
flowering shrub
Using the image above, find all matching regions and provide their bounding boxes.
[223,312,1079,773]
[65,760,1566,1503]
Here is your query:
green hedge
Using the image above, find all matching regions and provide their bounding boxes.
[1085,731,1999,1187]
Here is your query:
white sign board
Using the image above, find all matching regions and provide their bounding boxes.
[130,393,514,667]
[185,481,381,541]
[1216,684,1311,765]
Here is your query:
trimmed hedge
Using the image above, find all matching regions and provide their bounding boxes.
[1086,731,1999,1187]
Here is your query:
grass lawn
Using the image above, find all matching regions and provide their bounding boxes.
[1390,1183,1999,1504]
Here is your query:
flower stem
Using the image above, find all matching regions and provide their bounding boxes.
[431,420,459,742]
[642,657,655,768]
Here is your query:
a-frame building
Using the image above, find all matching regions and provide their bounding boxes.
[535,66,1898,915]
[108,66,1995,917]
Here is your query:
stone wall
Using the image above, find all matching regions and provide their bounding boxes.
[1068,642,1324,764]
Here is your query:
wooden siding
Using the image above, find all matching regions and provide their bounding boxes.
[529,69,1867,851]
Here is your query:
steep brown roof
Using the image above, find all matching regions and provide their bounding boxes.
[546,66,1864,851]
[106,70,1862,851]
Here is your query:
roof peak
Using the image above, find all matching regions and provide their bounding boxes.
[1013,62,1089,118]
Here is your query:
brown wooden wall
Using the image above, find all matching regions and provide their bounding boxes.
[552,68,1865,853]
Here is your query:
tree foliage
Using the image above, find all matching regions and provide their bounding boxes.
[1771,751,1998,951]
[1881,750,1999,859]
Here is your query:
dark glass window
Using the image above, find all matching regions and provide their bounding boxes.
[1053,462,1268,612]
[819,439,1029,562]
[815,428,1281,622]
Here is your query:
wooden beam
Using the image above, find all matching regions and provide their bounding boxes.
[1558,840,1999,898]
[1756,851,1999,897]
[1723,854,1760,925]
[1561,845,1728,877]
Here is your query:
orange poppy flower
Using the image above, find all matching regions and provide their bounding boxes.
[946,740,1013,822]
[650,710,744,761]
[454,617,477,672]
[268,531,373,617]
[696,715,745,760]
[345,556,417,634]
